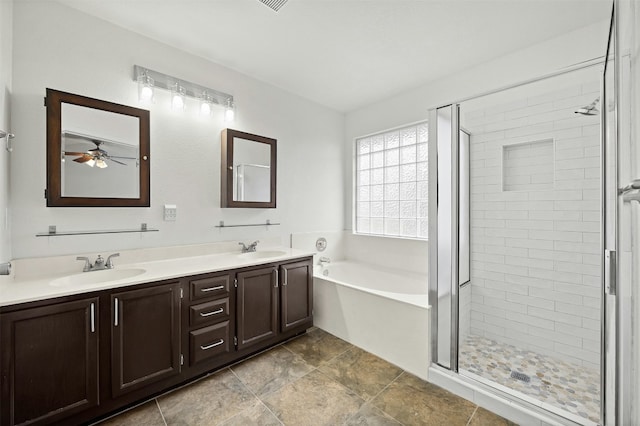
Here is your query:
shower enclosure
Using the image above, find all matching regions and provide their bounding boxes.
[428,7,620,425]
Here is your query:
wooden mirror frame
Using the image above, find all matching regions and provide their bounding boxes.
[221,129,277,208]
[46,88,150,207]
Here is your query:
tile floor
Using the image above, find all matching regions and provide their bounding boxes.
[98,328,516,426]
[459,334,600,424]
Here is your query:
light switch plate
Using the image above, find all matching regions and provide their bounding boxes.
[164,204,177,221]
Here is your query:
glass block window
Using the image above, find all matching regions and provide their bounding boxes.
[355,122,428,239]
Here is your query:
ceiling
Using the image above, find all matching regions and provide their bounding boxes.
[54,0,611,112]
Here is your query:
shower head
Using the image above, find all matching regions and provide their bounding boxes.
[575,97,600,116]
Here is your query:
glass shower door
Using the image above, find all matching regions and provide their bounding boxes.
[430,59,614,424]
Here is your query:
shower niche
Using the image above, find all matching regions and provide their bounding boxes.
[502,139,554,191]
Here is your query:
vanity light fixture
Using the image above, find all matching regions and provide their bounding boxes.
[133,65,234,121]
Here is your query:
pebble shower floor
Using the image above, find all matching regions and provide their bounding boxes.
[459,334,600,424]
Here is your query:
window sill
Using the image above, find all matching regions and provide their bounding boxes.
[351,231,428,243]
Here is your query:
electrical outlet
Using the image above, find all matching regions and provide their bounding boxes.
[164,204,177,221]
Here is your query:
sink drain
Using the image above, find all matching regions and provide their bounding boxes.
[510,371,531,383]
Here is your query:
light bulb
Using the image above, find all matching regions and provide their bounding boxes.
[224,104,235,122]
[137,72,154,103]
[172,95,184,110]
[199,91,212,116]
[95,159,108,168]
[200,101,211,116]
[140,86,153,101]
[85,158,96,167]
[171,83,186,111]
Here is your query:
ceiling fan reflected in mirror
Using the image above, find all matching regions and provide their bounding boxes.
[62,131,138,169]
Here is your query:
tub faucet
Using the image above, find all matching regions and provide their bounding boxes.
[318,256,331,267]
[239,241,259,253]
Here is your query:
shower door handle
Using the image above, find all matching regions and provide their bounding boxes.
[619,178,640,194]
[620,179,640,203]
[604,249,616,296]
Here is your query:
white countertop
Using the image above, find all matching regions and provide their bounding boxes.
[0,247,315,307]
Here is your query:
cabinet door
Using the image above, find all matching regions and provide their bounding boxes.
[280,260,313,332]
[0,297,99,426]
[236,266,278,350]
[111,283,181,397]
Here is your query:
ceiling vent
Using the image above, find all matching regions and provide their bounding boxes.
[258,0,288,12]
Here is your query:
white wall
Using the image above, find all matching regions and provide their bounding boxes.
[344,20,609,230]
[10,1,345,259]
[0,0,12,264]
[344,234,428,275]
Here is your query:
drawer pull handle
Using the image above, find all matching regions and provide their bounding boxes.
[201,339,224,350]
[201,285,224,292]
[200,308,224,317]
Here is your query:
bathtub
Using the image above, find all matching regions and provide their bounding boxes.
[313,261,431,380]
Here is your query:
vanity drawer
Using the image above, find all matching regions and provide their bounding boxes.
[190,298,229,327]
[190,274,230,301]
[190,321,231,365]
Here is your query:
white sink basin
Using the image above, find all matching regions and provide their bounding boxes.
[237,250,287,260]
[50,268,146,287]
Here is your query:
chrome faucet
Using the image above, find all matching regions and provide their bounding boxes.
[76,256,92,272]
[239,241,259,253]
[77,253,120,272]
[106,253,120,269]
[93,255,106,270]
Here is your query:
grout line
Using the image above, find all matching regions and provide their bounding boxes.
[282,327,355,369]
[227,367,284,426]
[257,400,284,426]
[155,399,168,426]
[370,370,404,402]
[230,337,320,400]
[322,343,357,365]
[365,370,406,425]
[466,406,479,426]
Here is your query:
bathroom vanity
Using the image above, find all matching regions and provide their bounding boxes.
[0,252,313,426]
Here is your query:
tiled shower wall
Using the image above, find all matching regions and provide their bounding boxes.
[462,82,601,369]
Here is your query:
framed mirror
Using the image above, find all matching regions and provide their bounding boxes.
[46,88,150,207]
[221,129,276,208]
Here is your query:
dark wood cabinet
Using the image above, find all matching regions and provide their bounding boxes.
[236,266,279,350]
[280,260,313,332]
[0,256,312,426]
[110,282,181,397]
[0,297,99,426]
